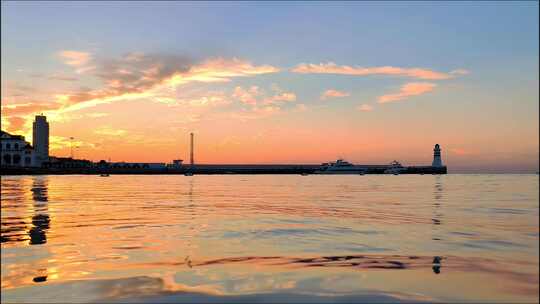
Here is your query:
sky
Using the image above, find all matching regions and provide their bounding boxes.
[1,1,538,172]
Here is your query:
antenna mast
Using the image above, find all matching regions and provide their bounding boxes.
[190,132,194,167]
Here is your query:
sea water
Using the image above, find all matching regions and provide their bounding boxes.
[1,174,538,302]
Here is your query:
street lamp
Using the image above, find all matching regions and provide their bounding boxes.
[69,137,74,159]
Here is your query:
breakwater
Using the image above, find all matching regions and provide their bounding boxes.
[1,164,447,175]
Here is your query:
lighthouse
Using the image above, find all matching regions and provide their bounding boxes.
[432,144,443,167]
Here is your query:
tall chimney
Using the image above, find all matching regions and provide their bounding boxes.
[190,132,194,166]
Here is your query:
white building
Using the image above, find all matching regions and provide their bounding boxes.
[1,131,38,167]
[1,115,50,168]
[33,115,49,166]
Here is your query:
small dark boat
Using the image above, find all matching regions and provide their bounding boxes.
[301,173,309,176]
[184,172,194,176]
[100,174,109,177]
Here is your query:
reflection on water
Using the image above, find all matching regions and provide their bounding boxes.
[431,175,443,241]
[432,256,442,274]
[1,175,539,303]
[0,177,50,245]
[29,177,50,246]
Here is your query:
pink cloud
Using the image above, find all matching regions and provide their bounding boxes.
[377,82,436,103]
[321,89,350,100]
[232,86,296,106]
[450,148,472,156]
[450,69,470,76]
[294,103,307,112]
[292,62,463,80]
[232,86,260,105]
[59,50,92,66]
[357,104,374,112]
[263,92,296,104]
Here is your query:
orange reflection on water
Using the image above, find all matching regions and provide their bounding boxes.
[1,175,539,302]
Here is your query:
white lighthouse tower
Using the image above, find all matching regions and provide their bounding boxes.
[432,144,443,167]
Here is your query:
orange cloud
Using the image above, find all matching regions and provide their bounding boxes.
[230,105,282,121]
[292,62,460,80]
[185,57,279,80]
[52,55,279,113]
[2,102,63,116]
[378,82,436,103]
[321,89,350,100]
[94,126,127,137]
[357,104,374,112]
[49,135,95,153]
[187,96,231,107]
[1,54,281,142]
[6,116,26,132]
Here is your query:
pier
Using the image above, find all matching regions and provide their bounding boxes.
[1,164,447,175]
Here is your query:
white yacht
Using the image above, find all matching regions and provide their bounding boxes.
[314,159,368,174]
[383,160,406,175]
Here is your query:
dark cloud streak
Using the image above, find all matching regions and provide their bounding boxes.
[66,52,195,104]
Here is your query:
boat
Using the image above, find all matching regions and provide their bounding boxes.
[301,172,309,176]
[383,160,406,175]
[314,159,368,174]
[184,172,194,176]
[99,173,109,177]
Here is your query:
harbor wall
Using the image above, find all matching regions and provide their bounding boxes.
[1,165,447,175]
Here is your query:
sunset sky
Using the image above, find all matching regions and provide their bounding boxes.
[1,1,538,172]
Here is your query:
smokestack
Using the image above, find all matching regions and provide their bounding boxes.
[190,132,194,166]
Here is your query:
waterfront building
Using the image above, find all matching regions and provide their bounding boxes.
[0,131,38,167]
[33,115,49,166]
[170,159,183,168]
[44,157,94,169]
[107,162,167,169]
[432,144,443,167]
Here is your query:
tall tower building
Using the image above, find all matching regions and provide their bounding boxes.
[432,144,443,167]
[190,132,194,166]
[33,115,49,165]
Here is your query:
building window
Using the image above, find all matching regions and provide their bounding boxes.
[25,157,31,165]
[6,143,11,149]
[13,154,21,164]
[3,154,11,164]
[14,143,19,150]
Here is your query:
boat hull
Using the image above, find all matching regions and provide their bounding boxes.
[314,170,366,174]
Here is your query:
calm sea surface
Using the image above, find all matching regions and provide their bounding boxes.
[1,175,538,303]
